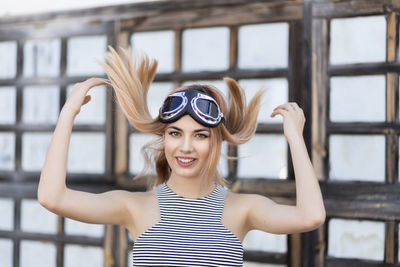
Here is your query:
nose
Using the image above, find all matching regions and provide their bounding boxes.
[180,135,194,153]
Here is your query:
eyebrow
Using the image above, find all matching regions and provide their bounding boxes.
[167,126,210,133]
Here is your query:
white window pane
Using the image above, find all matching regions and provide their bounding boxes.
[243,230,287,253]
[65,218,104,238]
[22,133,52,171]
[182,27,229,71]
[67,84,106,125]
[238,134,287,179]
[128,250,133,267]
[330,15,386,64]
[218,142,229,178]
[131,31,174,73]
[67,132,105,173]
[67,35,107,76]
[24,39,60,77]
[147,82,174,118]
[23,85,59,124]
[0,41,17,79]
[20,240,56,267]
[329,135,385,182]
[330,75,385,122]
[21,199,57,234]
[0,198,14,231]
[64,245,103,267]
[240,79,288,123]
[129,133,157,175]
[239,23,288,69]
[244,263,286,267]
[0,86,16,124]
[0,239,13,267]
[328,218,384,260]
[0,133,15,171]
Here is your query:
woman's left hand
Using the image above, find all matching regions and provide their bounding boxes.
[270,102,305,140]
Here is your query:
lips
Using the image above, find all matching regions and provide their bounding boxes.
[176,156,196,167]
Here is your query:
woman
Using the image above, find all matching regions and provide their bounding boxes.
[38,47,325,266]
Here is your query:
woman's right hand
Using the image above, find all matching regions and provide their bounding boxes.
[62,77,109,116]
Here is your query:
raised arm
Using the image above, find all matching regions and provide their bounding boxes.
[245,102,325,234]
[37,78,133,227]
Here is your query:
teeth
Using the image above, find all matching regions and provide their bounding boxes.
[177,158,195,163]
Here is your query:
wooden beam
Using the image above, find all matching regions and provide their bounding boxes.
[313,0,400,18]
[311,18,328,181]
[385,221,396,264]
[243,250,287,264]
[0,0,302,25]
[326,257,400,267]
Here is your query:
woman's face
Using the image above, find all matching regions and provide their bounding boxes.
[163,115,211,180]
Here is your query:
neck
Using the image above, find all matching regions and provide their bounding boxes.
[166,175,216,198]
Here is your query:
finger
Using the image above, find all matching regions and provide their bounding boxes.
[72,78,107,97]
[270,109,289,118]
[273,103,294,111]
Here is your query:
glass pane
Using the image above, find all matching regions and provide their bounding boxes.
[64,245,103,267]
[218,142,229,178]
[328,218,384,260]
[65,218,104,238]
[330,15,386,64]
[240,79,288,123]
[0,239,13,267]
[243,230,287,253]
[67,84,106,125]
[21,199,57,234]
[131,31,174,73]
[67,132,105,173]
[0,41,17,79]
[0,86,16,124]
[20,240,56,267]
[147,82,174,118]
[67,35,107,76]
[24,39,60,77]
[0,198,14,231]
[329,135,385,182]
[244,263,286,267]
[238,134,287,179]
[128,250,133,267]
[330,75,385,122]
[239,23,288,69]
[182,27,229,71]
[129,133,158,175]
[0,132,15,171]
[23,85,59,124]
[22,132,52,171]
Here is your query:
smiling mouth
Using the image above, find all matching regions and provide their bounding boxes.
[177,157,195,163]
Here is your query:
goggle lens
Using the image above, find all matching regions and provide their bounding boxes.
[195,98,219,119]
[161,96,183,113]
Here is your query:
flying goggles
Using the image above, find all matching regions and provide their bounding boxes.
[158,89,225,128]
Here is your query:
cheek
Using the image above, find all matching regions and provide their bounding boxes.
[198,140,211,157]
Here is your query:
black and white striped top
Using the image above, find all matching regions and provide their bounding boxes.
[132,183,244,266]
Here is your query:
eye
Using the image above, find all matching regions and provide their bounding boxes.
[195,133,209,139]
[168,131,181,137]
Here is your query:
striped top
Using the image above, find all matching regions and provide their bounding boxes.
[132,183,244,266]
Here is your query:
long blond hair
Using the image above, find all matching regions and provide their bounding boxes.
[100,47,264,187]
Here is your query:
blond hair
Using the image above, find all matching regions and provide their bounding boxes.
[100,47,264,188]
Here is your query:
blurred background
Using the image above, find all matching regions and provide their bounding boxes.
[0,0,398,266]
